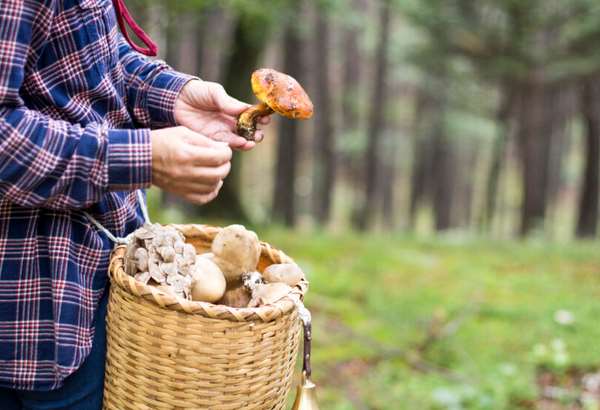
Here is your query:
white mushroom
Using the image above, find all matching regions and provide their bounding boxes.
[211,225,261,282]
[182,243,197,266]
[248,282,293,307]
[217,282,251,308]
[156,245,175,262]
[262,263,304,287]
[190,255,226,303]
[134,271,150,285]
[134,247,149,272]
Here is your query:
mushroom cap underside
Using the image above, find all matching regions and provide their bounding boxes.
[251,68,313,120]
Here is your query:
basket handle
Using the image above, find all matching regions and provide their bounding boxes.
[84,190,150,244]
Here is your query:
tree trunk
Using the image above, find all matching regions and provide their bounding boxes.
[380,81,405,230]
[409,90,434,227]
[312,10,336,225]
[341,0,364,134]
[163,5,180,69]
[455,143,480,227]
[516,76,569,236]
[176,13,199,74]
[576,76,600,238]
[481,81,514,230]
[198,14,271,221]
[546,85,574,234]
[381,131,398,229]
[197,6,235,83]
[272,13,304,226]
[432,127,455,231]
[425,66,454,231]
[341,0,368,227]
[356,0,391,231]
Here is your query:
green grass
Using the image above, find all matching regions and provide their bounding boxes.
[257,229,600,409]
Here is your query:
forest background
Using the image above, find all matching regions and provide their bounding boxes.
[131,1,600,408]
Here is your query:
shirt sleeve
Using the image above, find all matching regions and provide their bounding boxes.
[117,35,196,129]
[0,0,152,210]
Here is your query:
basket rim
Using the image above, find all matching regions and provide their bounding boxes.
[108,223,308,322]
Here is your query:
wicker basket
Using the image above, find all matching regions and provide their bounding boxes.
[103,224,308,410]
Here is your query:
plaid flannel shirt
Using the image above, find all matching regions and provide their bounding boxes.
[0,0,193,390]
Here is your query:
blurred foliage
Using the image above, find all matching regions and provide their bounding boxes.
[400,0,600,79]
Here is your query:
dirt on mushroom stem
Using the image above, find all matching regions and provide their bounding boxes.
[236,102,274,140]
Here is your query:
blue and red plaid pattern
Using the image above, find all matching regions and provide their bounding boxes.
[0,0,193,390]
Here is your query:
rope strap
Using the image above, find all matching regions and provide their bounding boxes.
[83,190,150,244]
[112,0,158,57]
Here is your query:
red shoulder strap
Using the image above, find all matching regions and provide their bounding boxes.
[112,0,158,57]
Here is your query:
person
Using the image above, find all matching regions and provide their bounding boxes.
[0,0,266,408]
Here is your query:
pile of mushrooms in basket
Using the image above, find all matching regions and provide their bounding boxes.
[125,223,305,308]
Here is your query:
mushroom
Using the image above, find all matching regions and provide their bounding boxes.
[211,225,261,282]
[134,247,149,272]
[190,255,226,303]
[217,282,251,308]
[236,68,314,141]
[242,271,264,293]
[126,224,199,299]
[262,263,304,287]
[248,282,293,308]
[210,225,262,308]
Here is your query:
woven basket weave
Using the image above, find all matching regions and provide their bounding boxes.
[103,224,308,410]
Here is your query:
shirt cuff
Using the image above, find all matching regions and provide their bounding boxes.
[146,70,197,127]
[106,128,152,191]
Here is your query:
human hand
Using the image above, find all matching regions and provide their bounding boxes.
[150,126,232,204]
[174,80,269,151]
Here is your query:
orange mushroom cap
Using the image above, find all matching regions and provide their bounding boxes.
[251,68,313,120]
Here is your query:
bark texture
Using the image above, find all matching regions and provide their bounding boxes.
[312,10,336,225]
[356,0,391,230]
[576,76,600,238]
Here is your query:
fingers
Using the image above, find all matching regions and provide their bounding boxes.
[182,181,224,205]
[209,130,248,148]
[209,82,250,116]
[151,126,233,205]
[183,126,229,147]
[252,130,265,143]
[165,179,221,195]
[185,143,232,166]
[236,141,256,151]
[185,161,231,185]
[208,129,265,150]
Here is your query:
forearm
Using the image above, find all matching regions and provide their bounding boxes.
[0,106,151,210]
[118,37,195,128]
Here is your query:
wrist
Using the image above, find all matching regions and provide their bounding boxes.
[147,72,197,127]
[174,79,203,125]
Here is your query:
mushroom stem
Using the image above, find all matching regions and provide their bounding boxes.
[236,102,274,140]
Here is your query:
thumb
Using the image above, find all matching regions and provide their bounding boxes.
[211,83,250,116]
